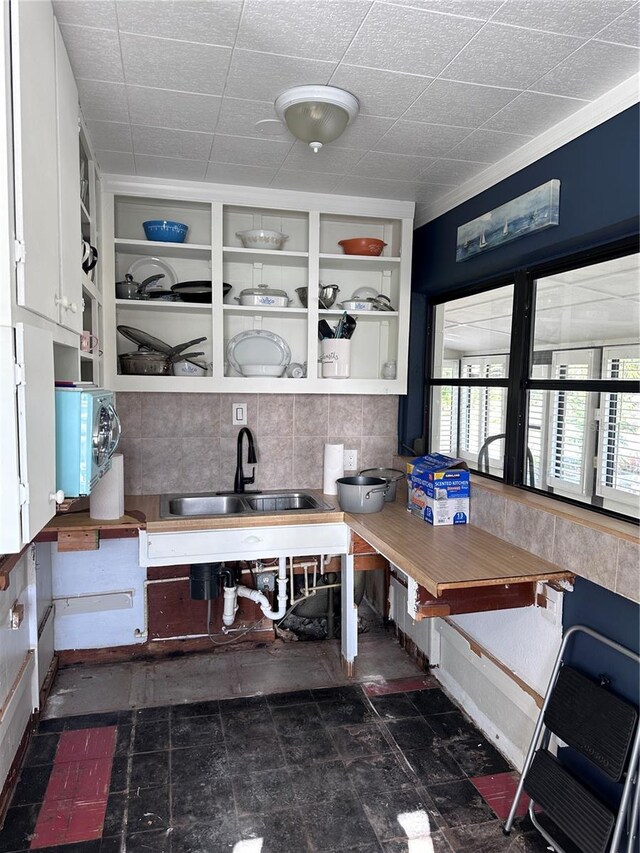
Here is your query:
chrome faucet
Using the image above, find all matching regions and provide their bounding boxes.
[234,427,257,493]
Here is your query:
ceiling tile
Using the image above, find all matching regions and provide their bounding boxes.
[127,87,222,132]
[77,80,129,122]
[330,115,395,150]
[132,125,213,160]
[95,150,135,173]
[353,151,436,180]
[86,119,132,152]
[115,0,242,46]
[337,175,420,199]
[210,135,293,169]
[59,24,124,83]
[329,64,432,118]
[205,162,275,186]
[343,4,484,76]
[269,170,342,192]
[382,0,505,19]
[420,158,488,183]
[236,0,371,61]
[53,1,118,30]
[413,183,457,203]
[281,143,364,174]
[224,50,336,101]
[215,98,284,139]
[532,40,640,100]
[448,127,531,161]
[596,4,640,47]
[485,90,588,135]
[404,79,520,127]
[441,23,584,88]
[491,0,635,38]
[120,32,232,95]
[374,120,472,158]
[134,154,208,181]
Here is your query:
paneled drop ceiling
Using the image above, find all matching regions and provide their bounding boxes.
[54,0,640,224]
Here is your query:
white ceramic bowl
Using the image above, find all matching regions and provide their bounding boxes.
[236,229,288,250]
[340,300,373,311]
[351,286,378,300]
[240,363,287,377]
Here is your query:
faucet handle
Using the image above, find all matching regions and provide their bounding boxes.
[244,467,255,486]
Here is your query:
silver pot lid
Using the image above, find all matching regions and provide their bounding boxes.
[359,467,405,481]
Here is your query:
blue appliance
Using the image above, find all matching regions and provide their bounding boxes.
[55,388,120,497]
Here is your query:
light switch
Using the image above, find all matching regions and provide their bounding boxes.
[233,402,247,425]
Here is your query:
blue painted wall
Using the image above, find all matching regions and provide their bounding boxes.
[401,105,640,450]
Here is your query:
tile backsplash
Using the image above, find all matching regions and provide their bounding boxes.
[116,393,399,496]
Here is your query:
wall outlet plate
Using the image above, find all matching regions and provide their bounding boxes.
[344,449,358,471]
[256,572,275,592]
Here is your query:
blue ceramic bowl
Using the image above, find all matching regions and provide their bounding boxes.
[143,220,188,243]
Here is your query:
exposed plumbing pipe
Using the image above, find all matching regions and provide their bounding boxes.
[227,557,289,624]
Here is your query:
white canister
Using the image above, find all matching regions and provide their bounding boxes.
[320,339,351,379]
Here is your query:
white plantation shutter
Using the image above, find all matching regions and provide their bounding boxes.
[459,355,508,469]
[597,346,640,507]
[546,350,597,495]
[435,360,459,455]
[528,365,550,487]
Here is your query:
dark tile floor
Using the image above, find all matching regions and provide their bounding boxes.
[0,683,554,853]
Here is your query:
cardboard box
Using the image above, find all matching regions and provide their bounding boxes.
[408,453,470,526]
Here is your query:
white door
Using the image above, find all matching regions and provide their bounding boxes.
[10,0,60,324]
[54,21,81,332]
[15,322,57,543]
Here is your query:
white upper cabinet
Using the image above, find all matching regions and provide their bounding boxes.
[54,20,81,332]
[10,0,60,324]
[102,182,414,395]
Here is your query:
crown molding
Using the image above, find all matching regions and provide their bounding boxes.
[414,73,640,229]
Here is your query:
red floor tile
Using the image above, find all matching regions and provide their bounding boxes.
[54,727,117,763]
[30,727,117,848]
[471,771,533,820]
[361,674,438,696]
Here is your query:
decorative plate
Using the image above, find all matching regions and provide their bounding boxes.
[226,330,291,376]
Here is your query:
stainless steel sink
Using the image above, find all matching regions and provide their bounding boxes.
[159,490,333,518]
[245,492,330,512]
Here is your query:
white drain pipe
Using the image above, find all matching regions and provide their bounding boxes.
[223,557,288,625]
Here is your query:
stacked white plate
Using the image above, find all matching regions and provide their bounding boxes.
[226,330,290,377]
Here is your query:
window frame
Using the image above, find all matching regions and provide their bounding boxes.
[423,237,640,523]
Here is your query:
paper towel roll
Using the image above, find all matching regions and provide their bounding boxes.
[90,453,125,520]
[323,443,344,495]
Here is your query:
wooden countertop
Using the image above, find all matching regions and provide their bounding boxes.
[41,492,571,598]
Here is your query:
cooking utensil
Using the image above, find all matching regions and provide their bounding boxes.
[359,468,405,502]
[235,284,290,307]
[143,220,188,242]
[119,351,170,375]
[172,359,208,376]
[338,237,386,256]
[367,295,396,311]
[318,319,334,340]
[116,274,146,300]
[171,281,213,303]
[236,229,288,250]
[296,284,340,309]
[336,476,388,513]
[351,286,378,300]
[117,325,206,357]
[339,300,373,311]
[342,314,357,339]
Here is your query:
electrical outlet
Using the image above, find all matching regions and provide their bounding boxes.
[232,402,247,425]
[256,572,275,592]
[343,449,358,470]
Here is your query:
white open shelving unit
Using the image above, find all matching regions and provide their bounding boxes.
[101,178,414,394]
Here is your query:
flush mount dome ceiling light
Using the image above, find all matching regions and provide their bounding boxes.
[275,85,359,153]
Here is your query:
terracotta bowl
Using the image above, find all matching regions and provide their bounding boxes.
[338,237,387,256]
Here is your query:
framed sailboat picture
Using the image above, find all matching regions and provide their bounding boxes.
[456,179,561,262]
